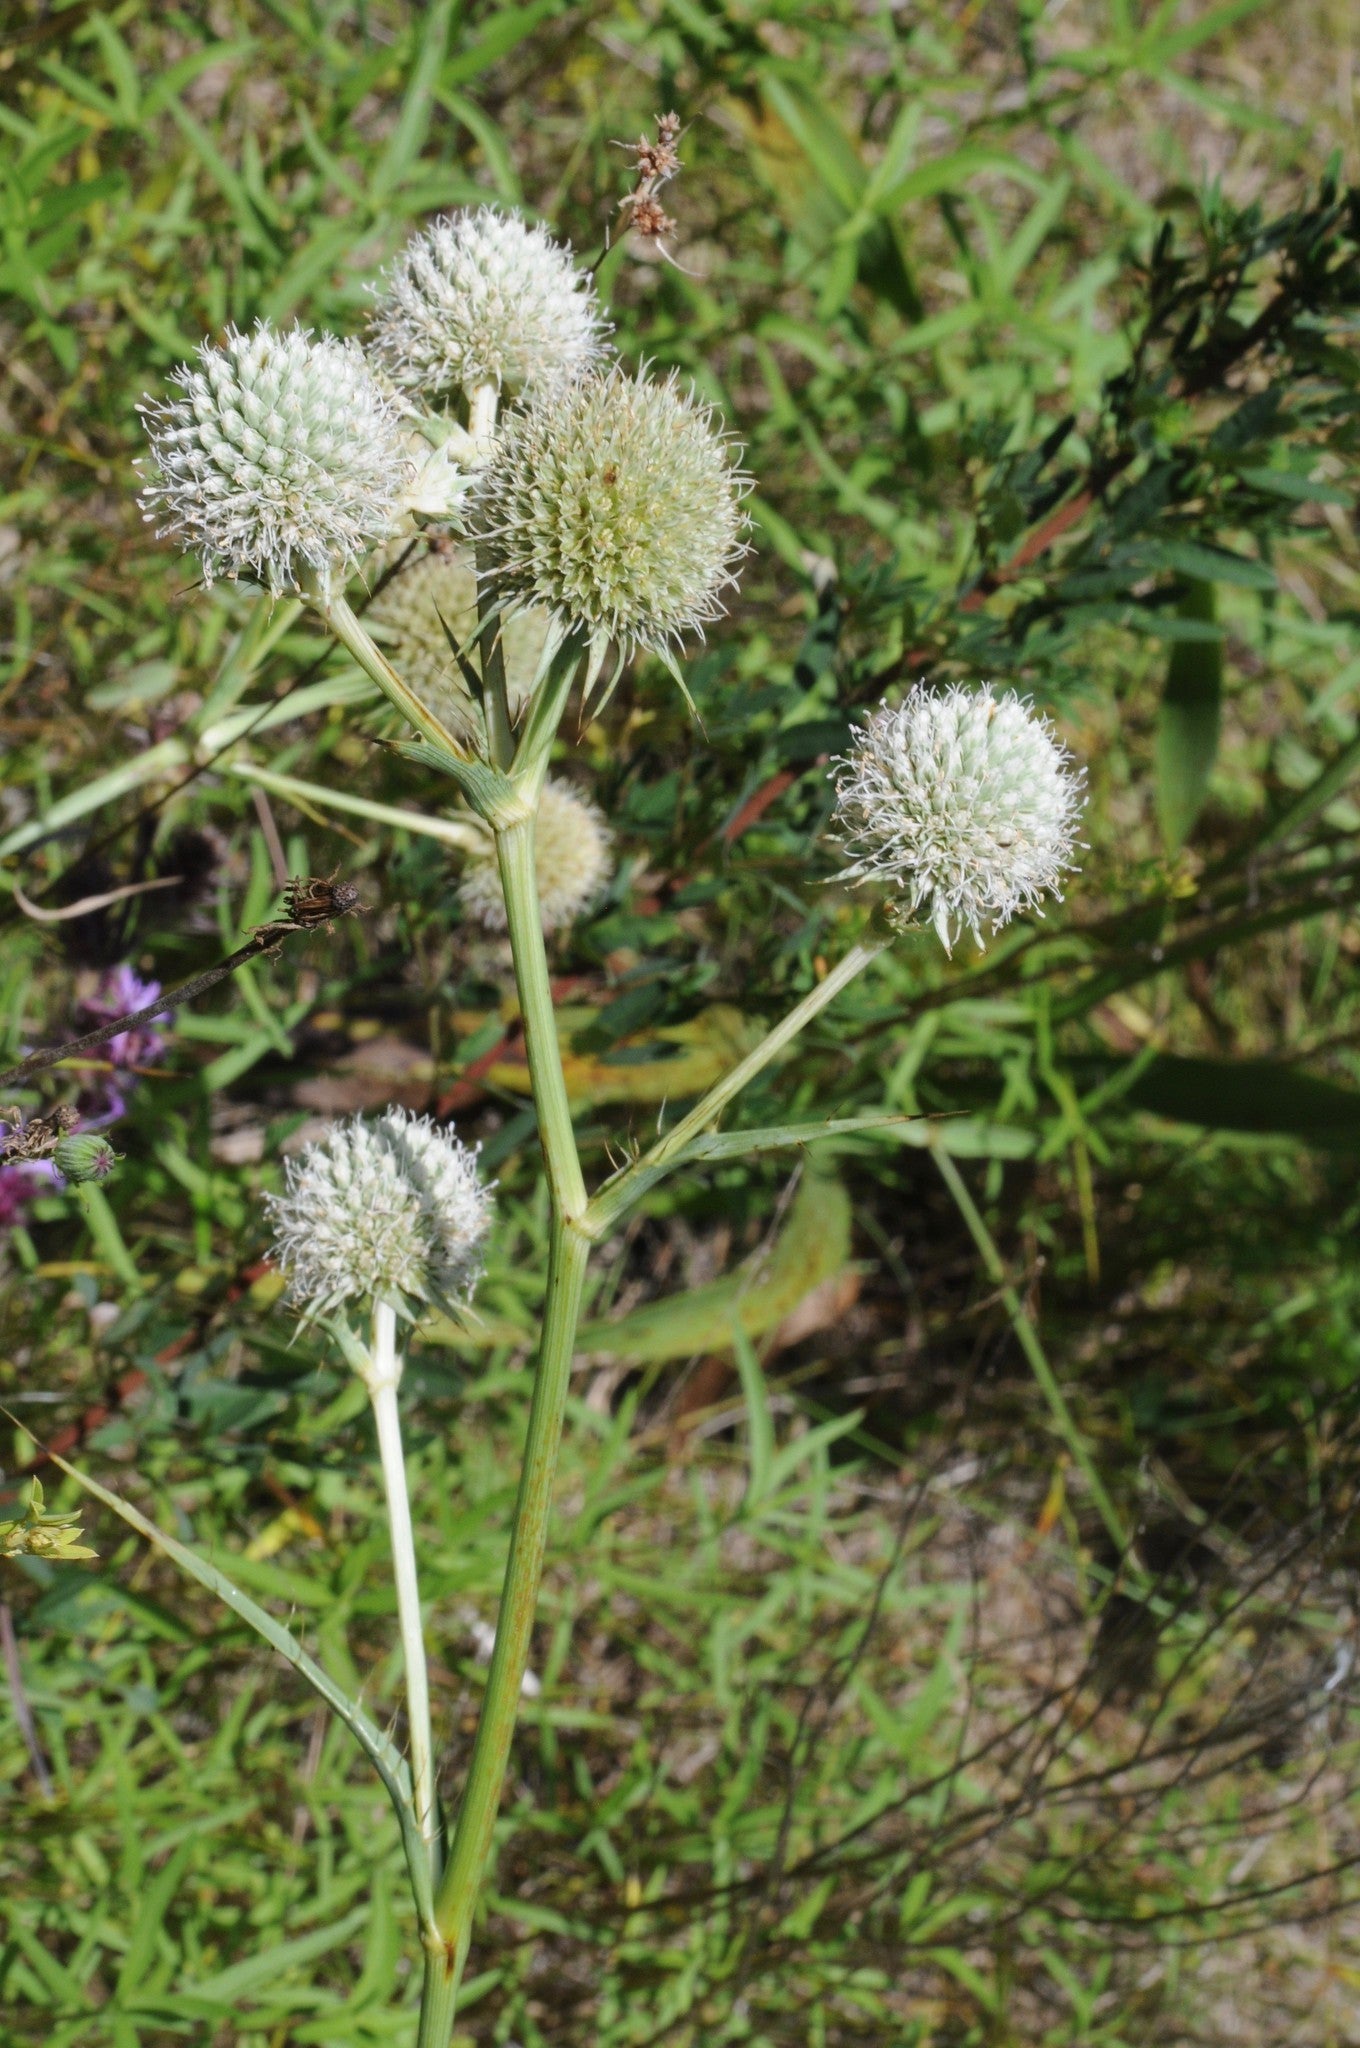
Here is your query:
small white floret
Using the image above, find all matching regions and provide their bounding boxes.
[831,683,1086,952]
[265,1107,492,1317]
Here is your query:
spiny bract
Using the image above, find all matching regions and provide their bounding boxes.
[264,1108,492,1317]
[370,207,607,399]
[365,545,551,744]
[831,684,1086,953]
[469,368,748,659]
[460,779,613,934]
[139,323,409,594]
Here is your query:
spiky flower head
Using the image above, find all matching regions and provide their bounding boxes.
[364,545,551,744]
[460,778,613,934]
[371,207,607,400]
[139,323,409,594]
[264,1107,492,1318]
[831,683,1085,954]
[469,368,748,661]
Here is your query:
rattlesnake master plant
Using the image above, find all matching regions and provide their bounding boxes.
[469,367,749,663]
[370,207,608,400]
[264,1108,492,1319]
[119,166,1096,2048]
[831,683,1086,953]
[138,323,410,595]
[460,777,613,933]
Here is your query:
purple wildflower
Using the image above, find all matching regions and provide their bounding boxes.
[0,1163,46,1231]
[77,966,170,1070]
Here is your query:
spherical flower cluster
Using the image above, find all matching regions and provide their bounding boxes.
[139,323,409,594]
[364,545,550,743]
[265,1107,492,1317]
[460,779,613,935]
[468,368,748,659]
[831,683,1086,953]
[370,207,607,400]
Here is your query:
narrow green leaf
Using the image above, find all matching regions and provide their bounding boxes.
[1155,578,1222,849]
[686,1114,1036,1163]
[444,0,563,87]
[11,1435,433,1927]
[371,0,457,201]
[116,1842,195,2000]
[733,1327,775,1504]
[182,1903,369,2004]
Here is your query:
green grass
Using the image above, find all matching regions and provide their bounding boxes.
[5,0,1360,2041]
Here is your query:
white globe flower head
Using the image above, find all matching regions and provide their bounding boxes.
[469,367,749,664]
[371,206,608,401]
[461,778,613,934]
[365,544,552,745]
[831,683,1086,954]
[264,1107,493,1319]
[139,323,410,595]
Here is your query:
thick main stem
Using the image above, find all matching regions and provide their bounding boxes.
[425,817,590,2020]
[366,1302,439,1867]
[415,1947,461,2048]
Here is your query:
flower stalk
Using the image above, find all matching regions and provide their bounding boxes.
[588,935,890,1234]
[362,1300,439,1865]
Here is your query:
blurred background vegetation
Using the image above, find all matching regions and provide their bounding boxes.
[3,1,1360,2041]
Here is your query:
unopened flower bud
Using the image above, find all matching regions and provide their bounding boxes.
[53,1136,119,1184]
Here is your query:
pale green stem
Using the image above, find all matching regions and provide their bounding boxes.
[425,815,590,2024]
[75,1182,143,1291]
[363,1300,439,1868]
[415,1947,461,2048]
[588,937,889,1234]
[464,384,515,768]
[225,760,486,856]
[320,589,477,765]
[467,381,499,452]
[930,1143,1132,1558]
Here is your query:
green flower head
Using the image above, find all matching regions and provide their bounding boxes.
[469,368,749,663]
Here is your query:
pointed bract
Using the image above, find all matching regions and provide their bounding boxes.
[365,546,551,744]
